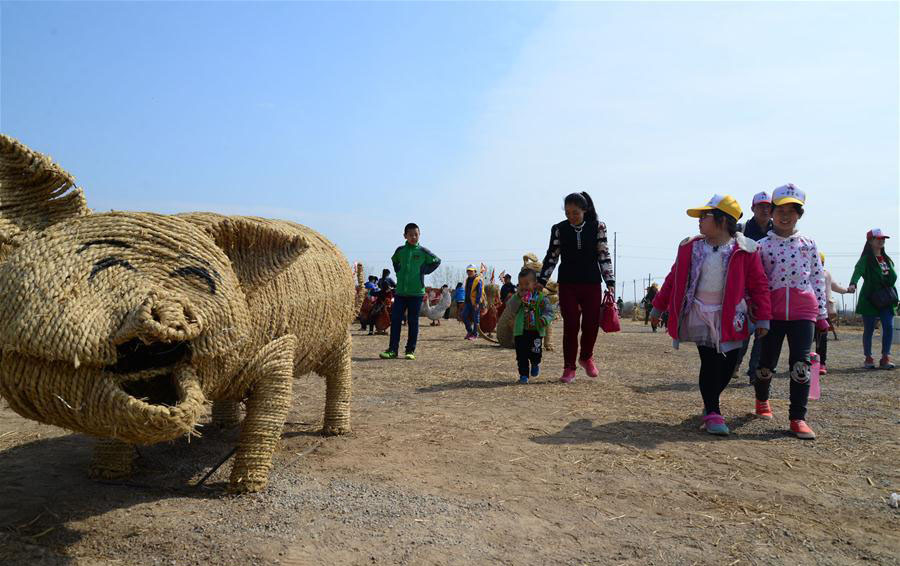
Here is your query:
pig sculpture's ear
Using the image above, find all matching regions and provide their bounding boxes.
[201,216,309,291]
[0,134,90,247]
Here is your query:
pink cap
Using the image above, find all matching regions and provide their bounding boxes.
[751,191,771,205]
[867,228,890,239]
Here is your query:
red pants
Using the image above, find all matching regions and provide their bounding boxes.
[558,283,603,370]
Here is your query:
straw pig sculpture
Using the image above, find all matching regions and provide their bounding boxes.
[0,134,353,493]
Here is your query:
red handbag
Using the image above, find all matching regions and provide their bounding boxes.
[600,290,621,333]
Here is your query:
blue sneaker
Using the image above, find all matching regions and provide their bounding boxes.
[530,364,540,377]
[702,412,729,436]
[518,375,529,384]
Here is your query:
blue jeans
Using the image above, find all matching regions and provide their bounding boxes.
[862,308,894,357]
[740,333,764,378]
[736,322,764,379]
[388,295,423,354]
[462,302,480,336]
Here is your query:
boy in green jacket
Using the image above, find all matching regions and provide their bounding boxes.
[505,268,555,383]
[380,223,441,360]
[848,228,898,369]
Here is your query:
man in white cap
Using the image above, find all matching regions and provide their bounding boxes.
[738,191,773,242]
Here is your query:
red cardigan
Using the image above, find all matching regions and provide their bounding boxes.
[652,234,772,344]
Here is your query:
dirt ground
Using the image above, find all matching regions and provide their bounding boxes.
[1,319,898,566]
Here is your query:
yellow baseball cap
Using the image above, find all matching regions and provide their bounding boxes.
[686,194,743,221]
[772,183,805,206]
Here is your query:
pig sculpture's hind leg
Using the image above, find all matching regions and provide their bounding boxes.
[228,334,297,493]
[318,331,352,436]
[90,438,136,479]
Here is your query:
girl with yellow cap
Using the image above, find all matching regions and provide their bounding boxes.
[650,194,771,436]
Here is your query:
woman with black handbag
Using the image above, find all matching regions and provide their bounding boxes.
[848,229,898,369]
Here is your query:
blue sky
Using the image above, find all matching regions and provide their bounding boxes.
[2,1,897,302]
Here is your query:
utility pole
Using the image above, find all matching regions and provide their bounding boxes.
[633,279,636,304]
[613,232,617,285]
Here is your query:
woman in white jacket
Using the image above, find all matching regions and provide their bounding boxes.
[817,252,849,374]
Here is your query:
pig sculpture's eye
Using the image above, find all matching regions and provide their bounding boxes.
[88,257,136,281]
[170,266,217,294]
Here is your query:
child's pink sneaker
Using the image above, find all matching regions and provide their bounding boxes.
[560,368,576,383]
[578,357,599,378]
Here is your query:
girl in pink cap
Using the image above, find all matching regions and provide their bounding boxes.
[848,229,897,369]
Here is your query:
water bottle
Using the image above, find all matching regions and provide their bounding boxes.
[809,352,821,400]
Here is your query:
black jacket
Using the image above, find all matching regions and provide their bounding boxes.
[739,218,773,242]
[539,220,615,286]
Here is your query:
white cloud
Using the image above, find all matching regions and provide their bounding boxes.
[419,2,898,293]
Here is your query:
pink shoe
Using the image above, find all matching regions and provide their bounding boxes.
[578,357,599,378]
[560,368,576,383]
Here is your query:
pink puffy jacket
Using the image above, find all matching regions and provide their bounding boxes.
[652,233,772,344]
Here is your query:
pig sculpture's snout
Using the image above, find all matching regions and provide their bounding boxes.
[115,292,202,346]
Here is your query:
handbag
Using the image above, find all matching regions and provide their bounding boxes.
[870,284,899,310]
[599,290,621,333]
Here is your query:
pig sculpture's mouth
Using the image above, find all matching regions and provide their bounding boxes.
[107,339,192,406]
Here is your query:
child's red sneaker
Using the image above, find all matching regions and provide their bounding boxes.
[790,419,816,440]
[755,400,774,419]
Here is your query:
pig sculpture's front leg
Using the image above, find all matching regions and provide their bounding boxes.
[211,400,242,429]
[228,334,297,493]
[318,331,353,435]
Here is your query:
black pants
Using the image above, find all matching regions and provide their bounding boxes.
[697,345,741,415]
[754,320,815,421]
[515,331,543,376]
[815,330,828,365]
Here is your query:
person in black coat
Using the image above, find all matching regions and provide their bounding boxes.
[538,191,615,383]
